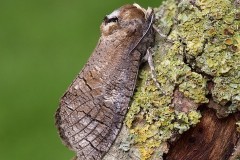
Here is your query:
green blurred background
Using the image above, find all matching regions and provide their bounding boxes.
[0,1,160,160]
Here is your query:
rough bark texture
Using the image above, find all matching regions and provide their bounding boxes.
[104,0,240,160]
[166,108,240,160]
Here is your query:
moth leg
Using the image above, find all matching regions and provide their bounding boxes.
[144,48,165,94]
[146,49,161,90]
[153,25,174,44]
[153,25,167,38]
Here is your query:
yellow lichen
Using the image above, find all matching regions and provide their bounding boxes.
[124,0,240,159]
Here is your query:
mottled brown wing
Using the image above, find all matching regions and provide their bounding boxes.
[55,4,155,160]
[55,35,143,160]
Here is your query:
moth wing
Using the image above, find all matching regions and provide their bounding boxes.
[55,70,124,160]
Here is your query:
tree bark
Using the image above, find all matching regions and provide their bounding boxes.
[166,108,240,160]
[104,0,240,159]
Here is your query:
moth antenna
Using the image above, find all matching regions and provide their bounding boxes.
[128,9,155,55]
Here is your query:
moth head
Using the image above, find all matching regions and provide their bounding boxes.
[100,4,150,36]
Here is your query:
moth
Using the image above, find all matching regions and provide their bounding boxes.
[55,4,155,160]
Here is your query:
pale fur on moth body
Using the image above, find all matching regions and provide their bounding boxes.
[55,4,155,160]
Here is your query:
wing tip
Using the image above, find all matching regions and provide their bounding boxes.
[55,107,73,150]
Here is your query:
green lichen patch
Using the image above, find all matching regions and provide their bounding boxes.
[124,0,240,159]
[212,76,240,112]
[179,72,208,103]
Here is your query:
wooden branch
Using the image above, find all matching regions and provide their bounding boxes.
[166,108,240,160]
